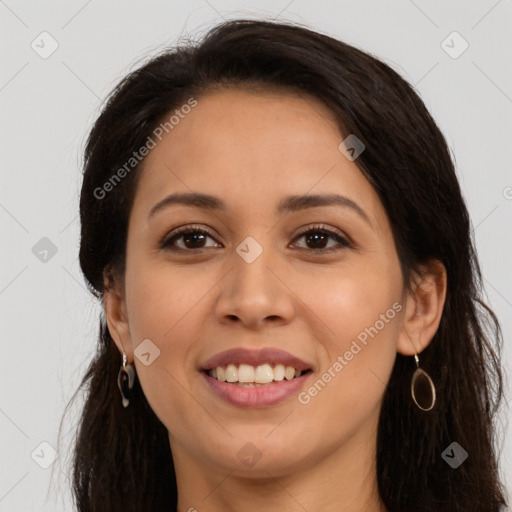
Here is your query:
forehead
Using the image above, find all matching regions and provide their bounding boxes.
[130,87,385,229]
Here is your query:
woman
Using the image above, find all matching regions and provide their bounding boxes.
[62,18,508,511]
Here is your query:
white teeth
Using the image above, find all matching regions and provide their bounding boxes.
[254,363,273,383]
[225,363,238,383]
[273,364,285,381]
[238,364,255,383]
[208,363,305,383]
[284,366,295,380]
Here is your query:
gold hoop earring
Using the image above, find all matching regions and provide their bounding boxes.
[117,351,136,408]
[411,353,436,411]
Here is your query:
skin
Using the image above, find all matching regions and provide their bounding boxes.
[104,87,447,512]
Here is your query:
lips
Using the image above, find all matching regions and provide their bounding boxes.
[202,370,312,407]
[199,347,313,372]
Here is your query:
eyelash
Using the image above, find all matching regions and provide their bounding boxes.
[159,223,352,253]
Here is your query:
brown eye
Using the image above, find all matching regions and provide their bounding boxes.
[160,226,220,251]
[292,224,351,252]
[159,223,351,254]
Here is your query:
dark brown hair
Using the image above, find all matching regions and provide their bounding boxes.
[59,18,509,511]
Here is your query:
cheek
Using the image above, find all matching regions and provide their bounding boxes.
[302,262,401,406]
[306,260,401,343]
[124,265,208,417]
[125,261,208,342]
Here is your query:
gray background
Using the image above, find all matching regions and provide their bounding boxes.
[1,0,511,510]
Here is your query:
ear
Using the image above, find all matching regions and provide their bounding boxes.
[397,259,447,356]
[102,265,134,362]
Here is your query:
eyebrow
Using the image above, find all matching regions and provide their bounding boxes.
[148,192,372,226]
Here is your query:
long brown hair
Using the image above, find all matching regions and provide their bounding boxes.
[58,18,509,511]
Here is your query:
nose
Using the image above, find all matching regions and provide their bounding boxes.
[213,243,296,331]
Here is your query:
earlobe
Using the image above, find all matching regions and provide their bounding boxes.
[102,272,133,360]
[397,260,447,356]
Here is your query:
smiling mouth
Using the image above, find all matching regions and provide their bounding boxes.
[203,363,313,386]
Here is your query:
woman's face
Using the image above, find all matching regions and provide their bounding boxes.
[108,88,414,479]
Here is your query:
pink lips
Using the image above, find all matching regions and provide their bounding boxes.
[199,347,313,408]
[200,347,312,372]
[201,371,311,408]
